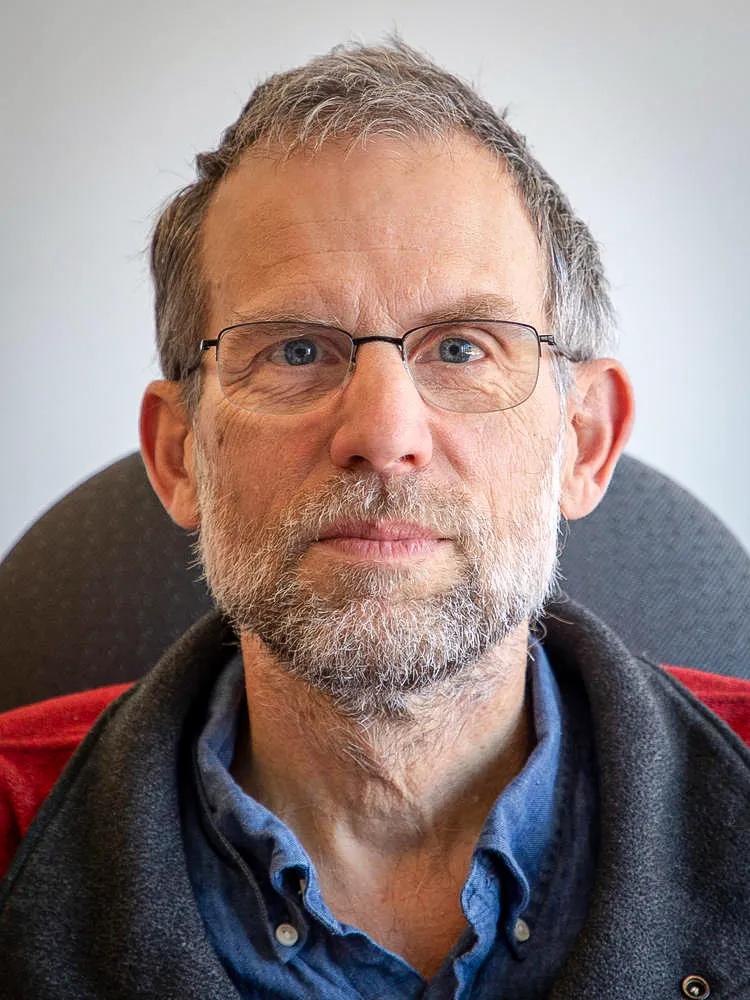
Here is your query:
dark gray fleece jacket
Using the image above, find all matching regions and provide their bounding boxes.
[0,602,748,999]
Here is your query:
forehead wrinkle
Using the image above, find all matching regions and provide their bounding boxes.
[235,230,492,275]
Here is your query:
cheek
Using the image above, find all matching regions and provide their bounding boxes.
[436,406,560,519]
[198,400,329,520]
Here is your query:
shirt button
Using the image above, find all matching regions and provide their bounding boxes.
[275,923,299,947]
[514,918,531,943]
[682,975,710,999]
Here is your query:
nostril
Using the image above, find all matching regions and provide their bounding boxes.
[349,453,414,465]
[343,453,420,475]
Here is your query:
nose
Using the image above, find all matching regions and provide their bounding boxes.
[328,342,434,475]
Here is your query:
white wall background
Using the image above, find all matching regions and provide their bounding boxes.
[1,0,748,557]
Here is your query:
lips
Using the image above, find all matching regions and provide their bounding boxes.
[316,520,444,542]
[313,520,447,560]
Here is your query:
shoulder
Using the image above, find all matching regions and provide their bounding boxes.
[0,684,131,880]
[663,665,750,747]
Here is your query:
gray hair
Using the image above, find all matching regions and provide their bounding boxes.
[150,39,616,412]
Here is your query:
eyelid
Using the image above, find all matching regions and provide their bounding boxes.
[407,321,497,343]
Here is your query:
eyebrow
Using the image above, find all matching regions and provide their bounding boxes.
[227,308,337,326]
[419,293,523,325]
[226,292,524,332]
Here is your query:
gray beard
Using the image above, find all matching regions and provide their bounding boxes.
[194,456,562,722]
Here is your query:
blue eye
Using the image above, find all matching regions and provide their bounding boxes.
[439,338,480,363]
[283,339,318,366]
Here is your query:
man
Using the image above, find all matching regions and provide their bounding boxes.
[1,41,748,999]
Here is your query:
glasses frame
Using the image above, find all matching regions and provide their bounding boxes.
[189,319,575,415]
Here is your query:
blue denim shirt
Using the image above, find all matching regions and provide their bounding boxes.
[183,644,599,998]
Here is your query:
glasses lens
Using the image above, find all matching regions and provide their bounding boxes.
[217,323,353,414]
[404,321,540,412]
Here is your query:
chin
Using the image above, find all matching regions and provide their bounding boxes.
[297,552,463,606]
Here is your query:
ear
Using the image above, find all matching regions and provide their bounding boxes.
[139,381,200,530]
[560,359,635,520]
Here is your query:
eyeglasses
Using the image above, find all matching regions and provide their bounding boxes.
[193,319,570,416]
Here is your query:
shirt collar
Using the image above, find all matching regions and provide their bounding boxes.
[471,641,563,937]
[196,653,313,886]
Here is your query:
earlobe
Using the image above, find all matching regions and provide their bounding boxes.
[560,360,635,521]
[139,381,200,529]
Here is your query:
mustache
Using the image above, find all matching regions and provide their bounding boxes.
[258,473,492,555]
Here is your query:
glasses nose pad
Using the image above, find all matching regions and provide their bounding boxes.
[339,354,357,392]
[401,354,422,396]
[342,338,362,388]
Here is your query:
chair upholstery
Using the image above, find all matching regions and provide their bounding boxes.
[0,452,748,712]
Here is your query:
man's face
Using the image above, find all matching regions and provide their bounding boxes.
[192,134,566,719]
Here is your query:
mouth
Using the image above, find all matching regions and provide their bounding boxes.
[313,520,449,561]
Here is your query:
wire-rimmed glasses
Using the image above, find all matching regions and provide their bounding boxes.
[193,319,569,415]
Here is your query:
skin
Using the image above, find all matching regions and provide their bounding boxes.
[141,134,634,977]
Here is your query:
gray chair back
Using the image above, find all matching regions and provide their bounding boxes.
[0,452,748,711]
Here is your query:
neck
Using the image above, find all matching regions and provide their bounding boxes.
[232,625,533,860]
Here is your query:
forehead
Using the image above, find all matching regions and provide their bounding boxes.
[200,134,547,331]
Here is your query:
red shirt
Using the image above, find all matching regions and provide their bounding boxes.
[1,668,749,881]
